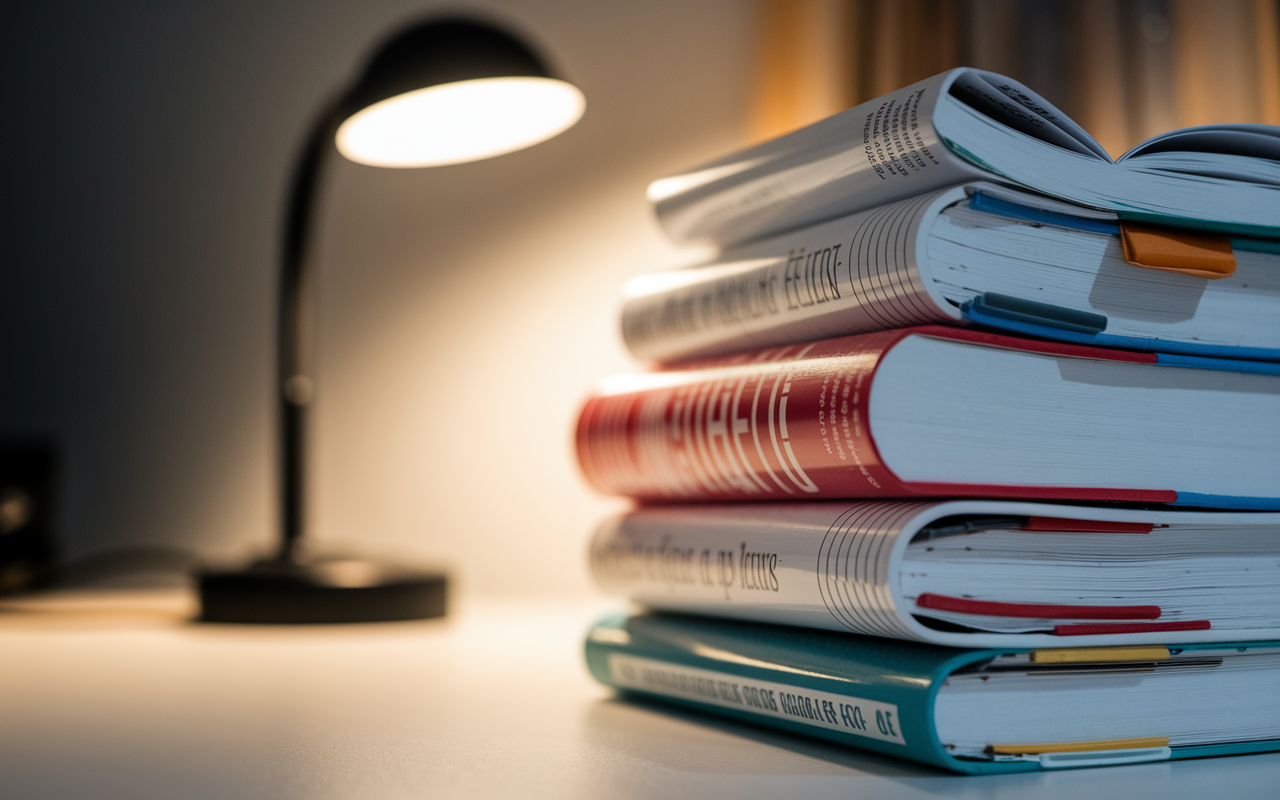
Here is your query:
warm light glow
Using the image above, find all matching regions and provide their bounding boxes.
[646,158,769,203]
[336,76,585,168]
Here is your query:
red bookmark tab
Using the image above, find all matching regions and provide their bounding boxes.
[1054,620,1212,636]
[1026,517,1154,534]
[916,593,1161,620]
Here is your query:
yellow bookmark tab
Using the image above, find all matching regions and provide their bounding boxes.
[1031,646,1171,664]
[1120,222,1236,279]
[988,737,1169,755]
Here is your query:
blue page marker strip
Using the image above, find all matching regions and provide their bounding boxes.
[968,192,1123,235]
[1155,353,1280,376]
[1173,493,1280,511]
[961,300,1280,362]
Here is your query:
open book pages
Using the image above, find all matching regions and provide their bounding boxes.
[650,68,1280,247]
[588,500,1280,648]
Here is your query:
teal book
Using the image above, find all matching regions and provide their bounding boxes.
[584,612,1280,774]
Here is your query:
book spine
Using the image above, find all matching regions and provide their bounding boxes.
[577,325,1184,505]
[576,329,916,502]
[583,614,1001,774]
[588,502,929,640]
[622,189,959,364]
[589,646,928,764]
[650,70,986,247]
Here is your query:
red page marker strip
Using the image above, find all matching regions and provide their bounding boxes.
[1026,517,1154,534]
[916,593,1161,620]
[1054,620,1212,636]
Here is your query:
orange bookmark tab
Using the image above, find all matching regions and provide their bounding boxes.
[988,737,1169,755]
[1119,222,1236,279]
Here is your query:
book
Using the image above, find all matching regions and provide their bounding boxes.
[585,611,1280,774]
[575,325,1280,509]
[589,499,1280,648]
[649,68,1280,248]
[623,183,1280,364]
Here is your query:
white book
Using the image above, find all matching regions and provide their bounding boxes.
[622,183,1280,363]
[589,500,1280,649]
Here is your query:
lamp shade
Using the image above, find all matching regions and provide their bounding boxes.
[335,19,584,167]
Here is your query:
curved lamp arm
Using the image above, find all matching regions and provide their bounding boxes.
[276,98,344,561]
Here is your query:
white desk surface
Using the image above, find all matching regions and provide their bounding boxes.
[1,591,1277,800]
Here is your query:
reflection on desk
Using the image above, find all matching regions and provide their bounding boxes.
[0,592,1276,799]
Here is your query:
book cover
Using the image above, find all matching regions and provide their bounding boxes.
[585,612,1280,774]
[588,499,1280,648]
[623,184,1280,364]
[576,326,1280,509]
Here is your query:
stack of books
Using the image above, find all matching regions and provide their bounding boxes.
[573,68,1280,774]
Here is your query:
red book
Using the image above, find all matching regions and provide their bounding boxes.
[575,325,1280,506]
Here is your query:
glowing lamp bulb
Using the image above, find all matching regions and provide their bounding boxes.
[335,76,585,168]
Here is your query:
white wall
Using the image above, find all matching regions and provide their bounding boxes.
[0,1,754,598]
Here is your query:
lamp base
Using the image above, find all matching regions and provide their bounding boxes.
[196,557,447,624]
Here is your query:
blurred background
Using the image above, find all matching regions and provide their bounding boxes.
[754,0,1280,153]
[2,0,1277,602]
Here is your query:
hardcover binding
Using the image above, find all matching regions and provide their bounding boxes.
[577,325,1176,504]
[584,612,1280,775]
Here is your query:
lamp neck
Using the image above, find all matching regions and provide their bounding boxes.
[277,98,345,562]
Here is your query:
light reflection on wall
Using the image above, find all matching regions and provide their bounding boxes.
[302,5,752,599]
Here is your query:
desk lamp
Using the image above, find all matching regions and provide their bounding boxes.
[197,18,584,623]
